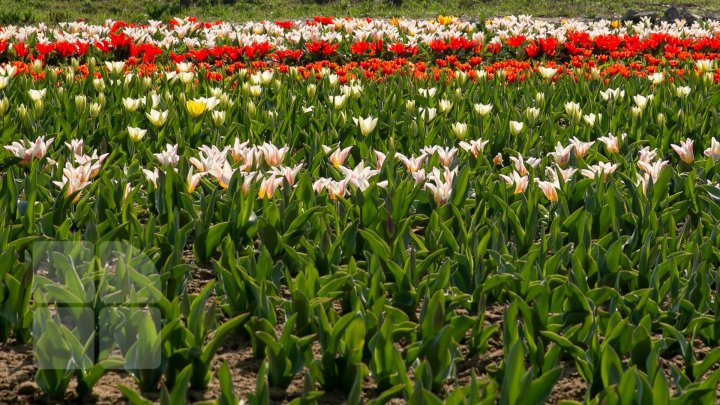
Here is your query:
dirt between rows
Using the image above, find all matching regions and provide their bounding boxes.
[0,302,582,405]
[2,262,715,404]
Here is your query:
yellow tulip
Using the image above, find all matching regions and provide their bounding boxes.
[186,100,206,118]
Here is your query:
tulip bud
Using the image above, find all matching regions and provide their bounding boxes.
[33,99,44,114]
[306,83,317,98]
[89,103,101,117]
[703,72,714,85]
[475,103,493,117]
[564,102,582,123]
[17,104,28,119]
[219,94,232,109]
[128,126,146,142]
[180,72,194,85]
[525,107,540,125]
[250,85,262,97]
[0,97,8,116]
[451,122,468,140]
[75,95,87,113]
[656,113,666,126]
[493,153,503,166]
[211,110,226,127]
[439,99,453,113]
[31,59,43,74]
[247,100,256,116]
[93,78,105,91]
[149,93,160,109]
[509,120,524,135]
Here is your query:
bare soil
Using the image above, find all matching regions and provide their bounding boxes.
[3,264,674,405]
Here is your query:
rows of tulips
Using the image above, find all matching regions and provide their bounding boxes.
[1,18,720,404]
[1,16,720,66]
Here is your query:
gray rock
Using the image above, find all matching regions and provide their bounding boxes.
[662,5,697,24]
[621,9,657,23]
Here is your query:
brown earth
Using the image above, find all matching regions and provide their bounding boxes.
[16,263,717,404]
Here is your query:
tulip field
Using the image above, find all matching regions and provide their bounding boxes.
[2,14,720,404]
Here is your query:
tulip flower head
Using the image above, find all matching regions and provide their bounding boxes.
[418,107,437,122]
[186,100,207,118]
[637,147,658,164]
[128,126,147,143]
[396,152,427,173]
[324,145,353,168]
[509,154,539,177]
[451,122,468,139]
[154,144,180,167]
[374,150,387,170]
[187,168,203,193]
[425,167,456,205]
[4,136,54,164]
[258,175,284,199]
[549,142,573,167]
[143,168,160,188]
[581,162,619,181]
[537,66,557,80]
[535,179,560,202]
[146,109,169,127]
[600,88,624,101]
[439,99,453,113]
[353,116,378,136]
[499,171,529,194]
[637,159,669,181]
[564,102,582,123]
[671,139,694,164]
[569,137,594,159]
[459,138,489,158]
[261,143,289,167]
[675,86,691,98]
[424,146,458,167]
[493,153,504,166]
[339,161,380,191]
[53,162,93,202]
[597,133,624,154]
[270,164,304,187]
[474,103,493,117]
[704,137,720,162]
[509,120,524,135]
